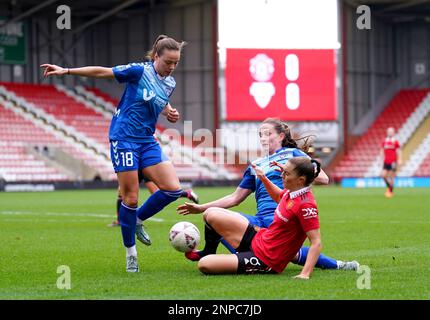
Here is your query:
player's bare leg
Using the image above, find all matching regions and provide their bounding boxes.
[382,169,392,197]
[198,254,239,274]
[108,186,122,227]
[185,208,249,261]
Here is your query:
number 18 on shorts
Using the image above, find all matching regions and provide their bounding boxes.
[110,140,167,172]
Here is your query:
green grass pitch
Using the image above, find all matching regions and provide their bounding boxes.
[0,186,429,300]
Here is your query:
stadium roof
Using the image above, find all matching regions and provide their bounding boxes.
[0,0,207,21]
[344,0,430,23]
[1,0,430,24]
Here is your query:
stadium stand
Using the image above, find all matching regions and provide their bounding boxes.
[0,97,114,181]
[1,82,111,155]
[414,152,430,176]
[400,133,430,177]
[331,89,430,180]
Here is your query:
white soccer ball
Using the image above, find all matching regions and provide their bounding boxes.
[169,221,200,253]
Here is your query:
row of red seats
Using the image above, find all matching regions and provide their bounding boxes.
[332,89,430,179]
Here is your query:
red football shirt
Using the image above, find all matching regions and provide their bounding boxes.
[382,138,400,164]
[251,187,320,273]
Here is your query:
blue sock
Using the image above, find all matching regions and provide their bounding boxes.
[136,189,182,221]
[296,246,339,269]
[221,238,236,253]
[119,202,137,248]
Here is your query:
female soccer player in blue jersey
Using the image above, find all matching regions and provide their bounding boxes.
[178,118,358,271]
[42,35,189,272]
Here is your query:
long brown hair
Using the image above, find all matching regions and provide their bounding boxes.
[261,118,314,153]
[145,34,187,61]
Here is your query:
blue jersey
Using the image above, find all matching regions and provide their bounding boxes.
[239,147,309,218]
[109,62,176,143]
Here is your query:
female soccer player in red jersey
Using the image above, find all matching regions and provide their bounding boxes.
[381,127,402,198]
[186,157,328,279]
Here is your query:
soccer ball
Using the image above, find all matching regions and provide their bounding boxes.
[169,221,200,253]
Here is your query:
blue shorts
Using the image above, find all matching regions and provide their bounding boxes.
[110,140,168,173]
[240,212,273,228]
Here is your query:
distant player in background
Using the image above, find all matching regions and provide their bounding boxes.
[108,170,199,227]
[381,127,402,198]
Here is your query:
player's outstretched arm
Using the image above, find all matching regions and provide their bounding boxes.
[313,168,329,185]
[294,229,321,280]
[254,162,283,203]
[177,187,252,215]
[41,64,114,79]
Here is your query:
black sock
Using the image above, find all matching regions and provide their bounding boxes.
[116,197,122,221]
[201,223,222,256]
[383,178,391,189]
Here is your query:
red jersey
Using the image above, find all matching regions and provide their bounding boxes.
[251,187,320,273]
[382,138,400,164]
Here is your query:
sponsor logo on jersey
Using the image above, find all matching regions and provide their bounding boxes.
[165,86,173,97]
[143,88,156,101]
[302,207,318,219]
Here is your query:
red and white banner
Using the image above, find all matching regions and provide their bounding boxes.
[224,49,337,121]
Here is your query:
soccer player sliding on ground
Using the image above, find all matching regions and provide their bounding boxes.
[178,118,358,271]
[185,157,356,278]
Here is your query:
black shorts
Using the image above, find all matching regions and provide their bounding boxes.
[235,224,276,274]
[236,251,275,274]
[383,163,397,171]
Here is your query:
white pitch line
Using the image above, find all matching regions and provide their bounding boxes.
[0,211,164,222]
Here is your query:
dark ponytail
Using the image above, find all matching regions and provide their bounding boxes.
[311,159,321,180]
[289,157,321,186]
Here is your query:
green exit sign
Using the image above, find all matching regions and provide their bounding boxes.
[0,19,26,64]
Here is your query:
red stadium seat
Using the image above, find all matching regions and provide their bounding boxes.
[332,89,430,178]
